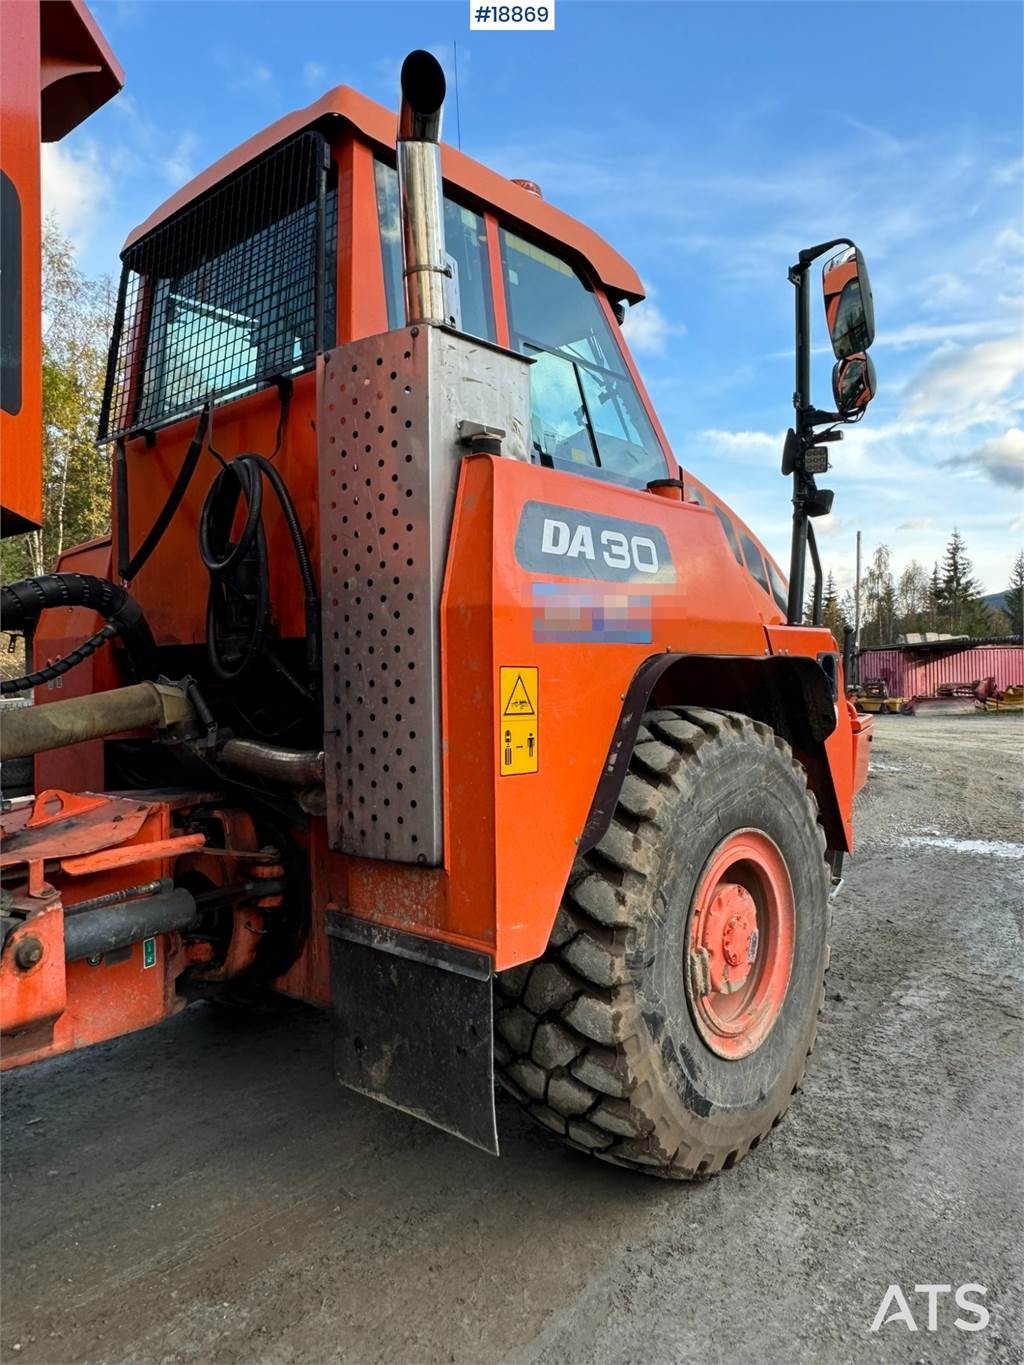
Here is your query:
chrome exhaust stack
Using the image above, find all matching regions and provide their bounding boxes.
[397,50,459,328]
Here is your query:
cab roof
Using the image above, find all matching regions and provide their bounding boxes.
[122,84,646,305]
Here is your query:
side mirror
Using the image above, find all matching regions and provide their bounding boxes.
[822,246,875,358]
[832,352,877,414]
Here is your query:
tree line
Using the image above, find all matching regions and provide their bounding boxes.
[814,534,1024,648]
[1,222,115,585]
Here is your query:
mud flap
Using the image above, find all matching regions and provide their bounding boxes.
[327,911,498,1154]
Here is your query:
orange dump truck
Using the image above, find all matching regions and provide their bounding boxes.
[1,8,875,1177]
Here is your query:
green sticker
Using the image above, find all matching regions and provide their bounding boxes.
[142,937,157,969]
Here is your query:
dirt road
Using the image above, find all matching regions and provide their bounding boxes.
[2,714,1022,1364]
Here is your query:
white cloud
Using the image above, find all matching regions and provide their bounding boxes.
[993,157,1024,185]
[958,428,1024,489]
[698,428,785,461]
[227,63,273,94]
[303,62,326,90]
[160,132,200,188]
[897,517,933,530]
[622,297,684,355]
[41,141,111,250]
[902,336,1024,431]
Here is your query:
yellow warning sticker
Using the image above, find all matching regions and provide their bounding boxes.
[499,666,539,775]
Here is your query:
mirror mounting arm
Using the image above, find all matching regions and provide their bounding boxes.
[786,237,862,624]
[802,406,842,427]
[793,237,854,273]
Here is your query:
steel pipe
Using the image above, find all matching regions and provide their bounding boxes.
[397,50,450,327]
[218,739,324,787]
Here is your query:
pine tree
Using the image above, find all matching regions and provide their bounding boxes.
[939,529,982,635]
[821,571,849,642]
[928,562,944,632]
[1006,550,1024,637]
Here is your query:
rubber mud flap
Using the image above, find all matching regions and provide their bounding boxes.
[327,911,498,1154]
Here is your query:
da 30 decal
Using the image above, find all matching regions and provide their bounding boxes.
[514,501,675,584]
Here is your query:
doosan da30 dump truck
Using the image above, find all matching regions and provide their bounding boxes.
[1,3,876,1177]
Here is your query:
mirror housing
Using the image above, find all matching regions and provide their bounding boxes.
[832,351,877,415]
[806,486,834,518]
[822,246,875,358]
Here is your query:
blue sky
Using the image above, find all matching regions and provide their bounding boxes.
[51,0,1023,597]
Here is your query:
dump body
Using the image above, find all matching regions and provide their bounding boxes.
[0,0,122,536]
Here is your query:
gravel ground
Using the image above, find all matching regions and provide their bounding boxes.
[2,713,1022,1365]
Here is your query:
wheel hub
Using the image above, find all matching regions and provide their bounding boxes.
[685,830,796,1060]
[696,883,758,993]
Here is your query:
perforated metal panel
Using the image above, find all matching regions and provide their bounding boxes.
[318,325,531,863]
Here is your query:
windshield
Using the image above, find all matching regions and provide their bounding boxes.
[500,230,666,488]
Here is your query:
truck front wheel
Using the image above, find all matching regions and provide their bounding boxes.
[494,707,831,1178]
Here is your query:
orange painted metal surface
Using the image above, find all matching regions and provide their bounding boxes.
[765,622,859,847]
[0,0,43,534]
[272,451,856,995]
[336,138,389,344]
[0,793,192,1066]
[849,704,873,794]
[0,791,289,1068]
[0,788,151,865]
[303,452,831,977]
[0,0,122,537]
[33,538,126,792]
[116,377,320,646]
[61,833,206,876]
[38,0,123,140]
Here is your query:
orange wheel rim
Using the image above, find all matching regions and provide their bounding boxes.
[685,829,795,1060]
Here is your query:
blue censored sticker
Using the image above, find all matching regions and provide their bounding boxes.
[531,582,653,644]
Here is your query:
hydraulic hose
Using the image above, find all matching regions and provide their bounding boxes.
[64,888,198,963]
[1,573,157,695]
[0,682,193,761]
[198,452,321,692]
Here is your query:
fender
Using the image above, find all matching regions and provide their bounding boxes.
[580,650,846,855]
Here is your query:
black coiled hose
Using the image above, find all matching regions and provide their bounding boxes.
[1,573,157,695]
[198,452,321,693]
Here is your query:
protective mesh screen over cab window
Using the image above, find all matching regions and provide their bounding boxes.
[99,131,335,441]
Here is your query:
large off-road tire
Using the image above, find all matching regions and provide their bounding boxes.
[494,707,831,1178]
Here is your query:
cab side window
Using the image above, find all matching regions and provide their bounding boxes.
[375,160,495,342]
[766,560,789,615]
[714,505,743,565]
[740,529,771,597]
[499,229,667,489]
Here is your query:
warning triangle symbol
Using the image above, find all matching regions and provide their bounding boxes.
[503,674,536,716]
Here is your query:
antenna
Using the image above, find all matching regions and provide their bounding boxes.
[453,40,463,150]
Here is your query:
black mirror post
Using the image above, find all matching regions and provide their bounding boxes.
[785,236,856,625]
[787,255,813,624]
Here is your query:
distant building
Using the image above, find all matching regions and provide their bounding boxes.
[857,637,1024,698]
